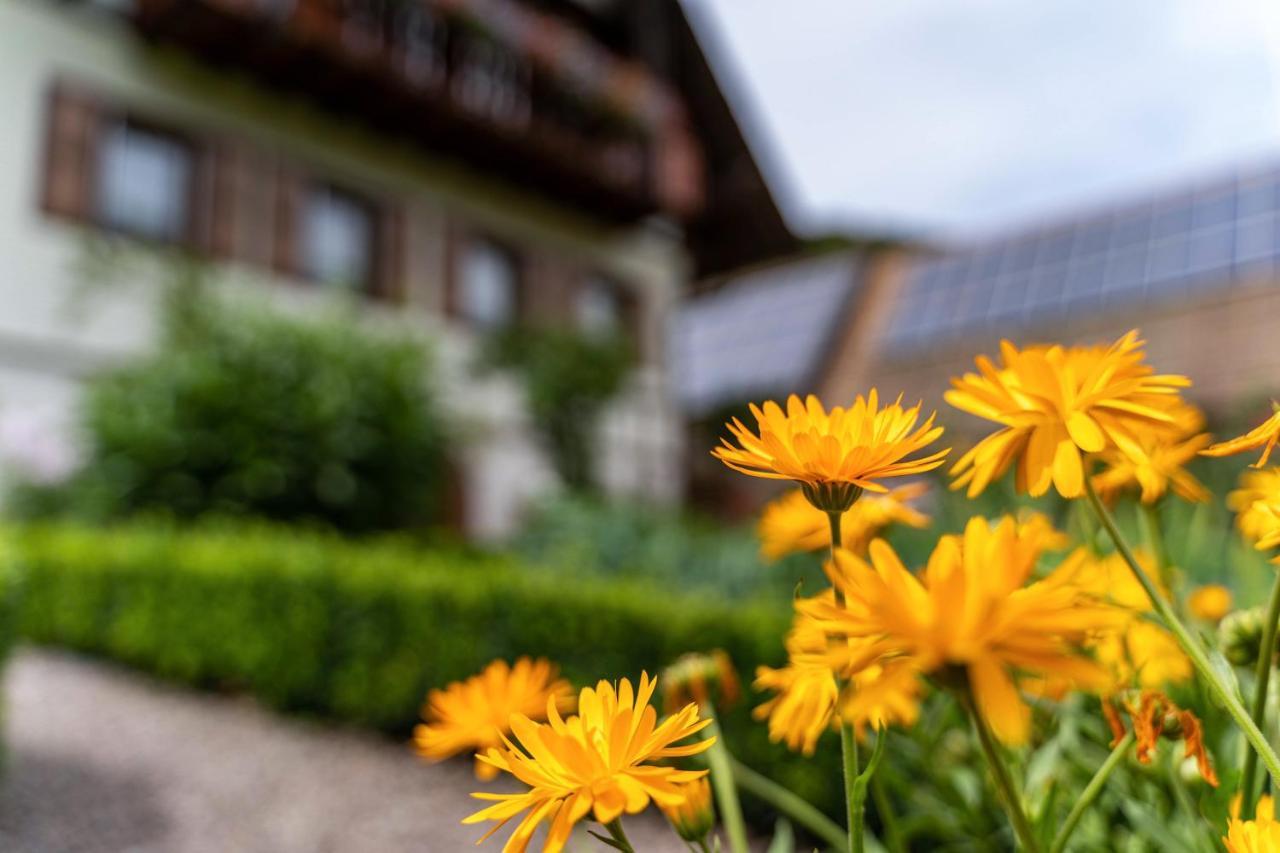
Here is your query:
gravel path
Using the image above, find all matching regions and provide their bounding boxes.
[0,648,720,852]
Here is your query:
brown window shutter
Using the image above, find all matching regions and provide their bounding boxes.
[41,82,101,222]
[201,139,237,259]
[373,202,405,303]
[273,166,304,277]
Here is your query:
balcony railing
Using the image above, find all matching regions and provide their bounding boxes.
[132,0,704,221]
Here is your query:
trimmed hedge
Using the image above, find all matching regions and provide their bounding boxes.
[12,521,840,813]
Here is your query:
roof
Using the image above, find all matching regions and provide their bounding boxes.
[671,252,859,415]
[884,162,1280,355]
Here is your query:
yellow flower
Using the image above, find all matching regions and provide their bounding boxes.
[1229,469,1280,557]
[1226,795,1280,853]
[1188,584,1233,622]
[1204,405,1280,469]
[804,516,1116,745]
[753,605,919,753]
[463,673,712,852]
[1091,402,1211,504]
[757,484,930,561]
[1060,549,1191,689]
[414,658,573,781]
[660,777,716,843]
[946,330,1191,498]
[713,391,948,510]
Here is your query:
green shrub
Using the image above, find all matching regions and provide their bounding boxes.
[11,520,837,809]
[15,289,449,533]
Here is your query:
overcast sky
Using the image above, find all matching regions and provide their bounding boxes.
[685,0,1280,240]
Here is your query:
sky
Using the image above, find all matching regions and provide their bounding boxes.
[685,0,1280,241]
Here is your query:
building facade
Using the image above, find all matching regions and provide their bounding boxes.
[0,0,792,536]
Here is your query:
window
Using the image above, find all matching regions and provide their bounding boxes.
[301,185,376,291]
[576,276,625,337]
[457,239,519,328]
[95,120,193,243]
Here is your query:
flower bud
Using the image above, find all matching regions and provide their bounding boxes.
[1221,607,1266,667]
[660,777,716,843]
[663,650,740,714]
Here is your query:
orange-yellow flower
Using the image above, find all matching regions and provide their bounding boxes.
[757,484,930,560]
[1060,549,1191,689]
[463,673,712,852]
[1204,405,1280,469]
[1188,584,1233,622]
[946,330,1190,498]
[713,392,948,509]
[1226,795,1280,852]
[414,658,573,780]
[1091,402,1211,504]
[1229,468,1280,557]
[803,516,1116,745]
[753,604,919,753]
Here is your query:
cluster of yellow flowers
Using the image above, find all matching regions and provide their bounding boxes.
[413,328,1280,852]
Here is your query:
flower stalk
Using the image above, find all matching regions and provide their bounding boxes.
[1240,565,1280,814]
[603,819,637,853]
[727,757,849,850]
[961,687,1042,852]
[1083,477,1280,787]
[1048,731,1133,853]
[829,509,868,853]
[701,708,749,853]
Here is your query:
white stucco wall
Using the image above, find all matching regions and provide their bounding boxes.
[0,0,689,538]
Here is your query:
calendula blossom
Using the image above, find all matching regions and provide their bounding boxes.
[1229,468,1280,557]
[1091,401,1211,505]
[1061,549,1191,690]
[1203,404,1280,469]
[713,391,948,511]
[463,673,712,852]
[1226,795,1280,853]
[753,603,919,753]
[757,483,930,561]
[414,658,572,781]
[803,516,1116,744]
[1188,584,1233,622]
[946,330,1191,499]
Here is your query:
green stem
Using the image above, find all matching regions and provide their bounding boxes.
[1083,477,1280,787]
[1241,566,1280,814]
[870,774,905,853]
[729,757,849,851]
[1140,503,1172,575]
[702,709,749,853]
[604,818,637,853]
[961,689,1043,852]
[841,723,863,853]
[828,510,864,853]
[1049,732,1133,853]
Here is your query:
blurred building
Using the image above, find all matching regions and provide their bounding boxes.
[0,0,793,536]
[676,165,1280,510]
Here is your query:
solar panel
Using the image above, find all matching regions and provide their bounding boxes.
[883,162,1280,354]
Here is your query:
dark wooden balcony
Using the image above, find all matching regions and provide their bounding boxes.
[132,0,705,222]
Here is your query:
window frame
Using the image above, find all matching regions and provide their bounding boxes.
[295,179,382,295]
[91,112,200,248]
[451,233,524,330]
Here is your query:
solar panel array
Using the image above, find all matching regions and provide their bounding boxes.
[671,253,858,415]
[884,163,1280,354]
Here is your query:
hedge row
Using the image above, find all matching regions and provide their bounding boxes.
[11,521,840,813]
